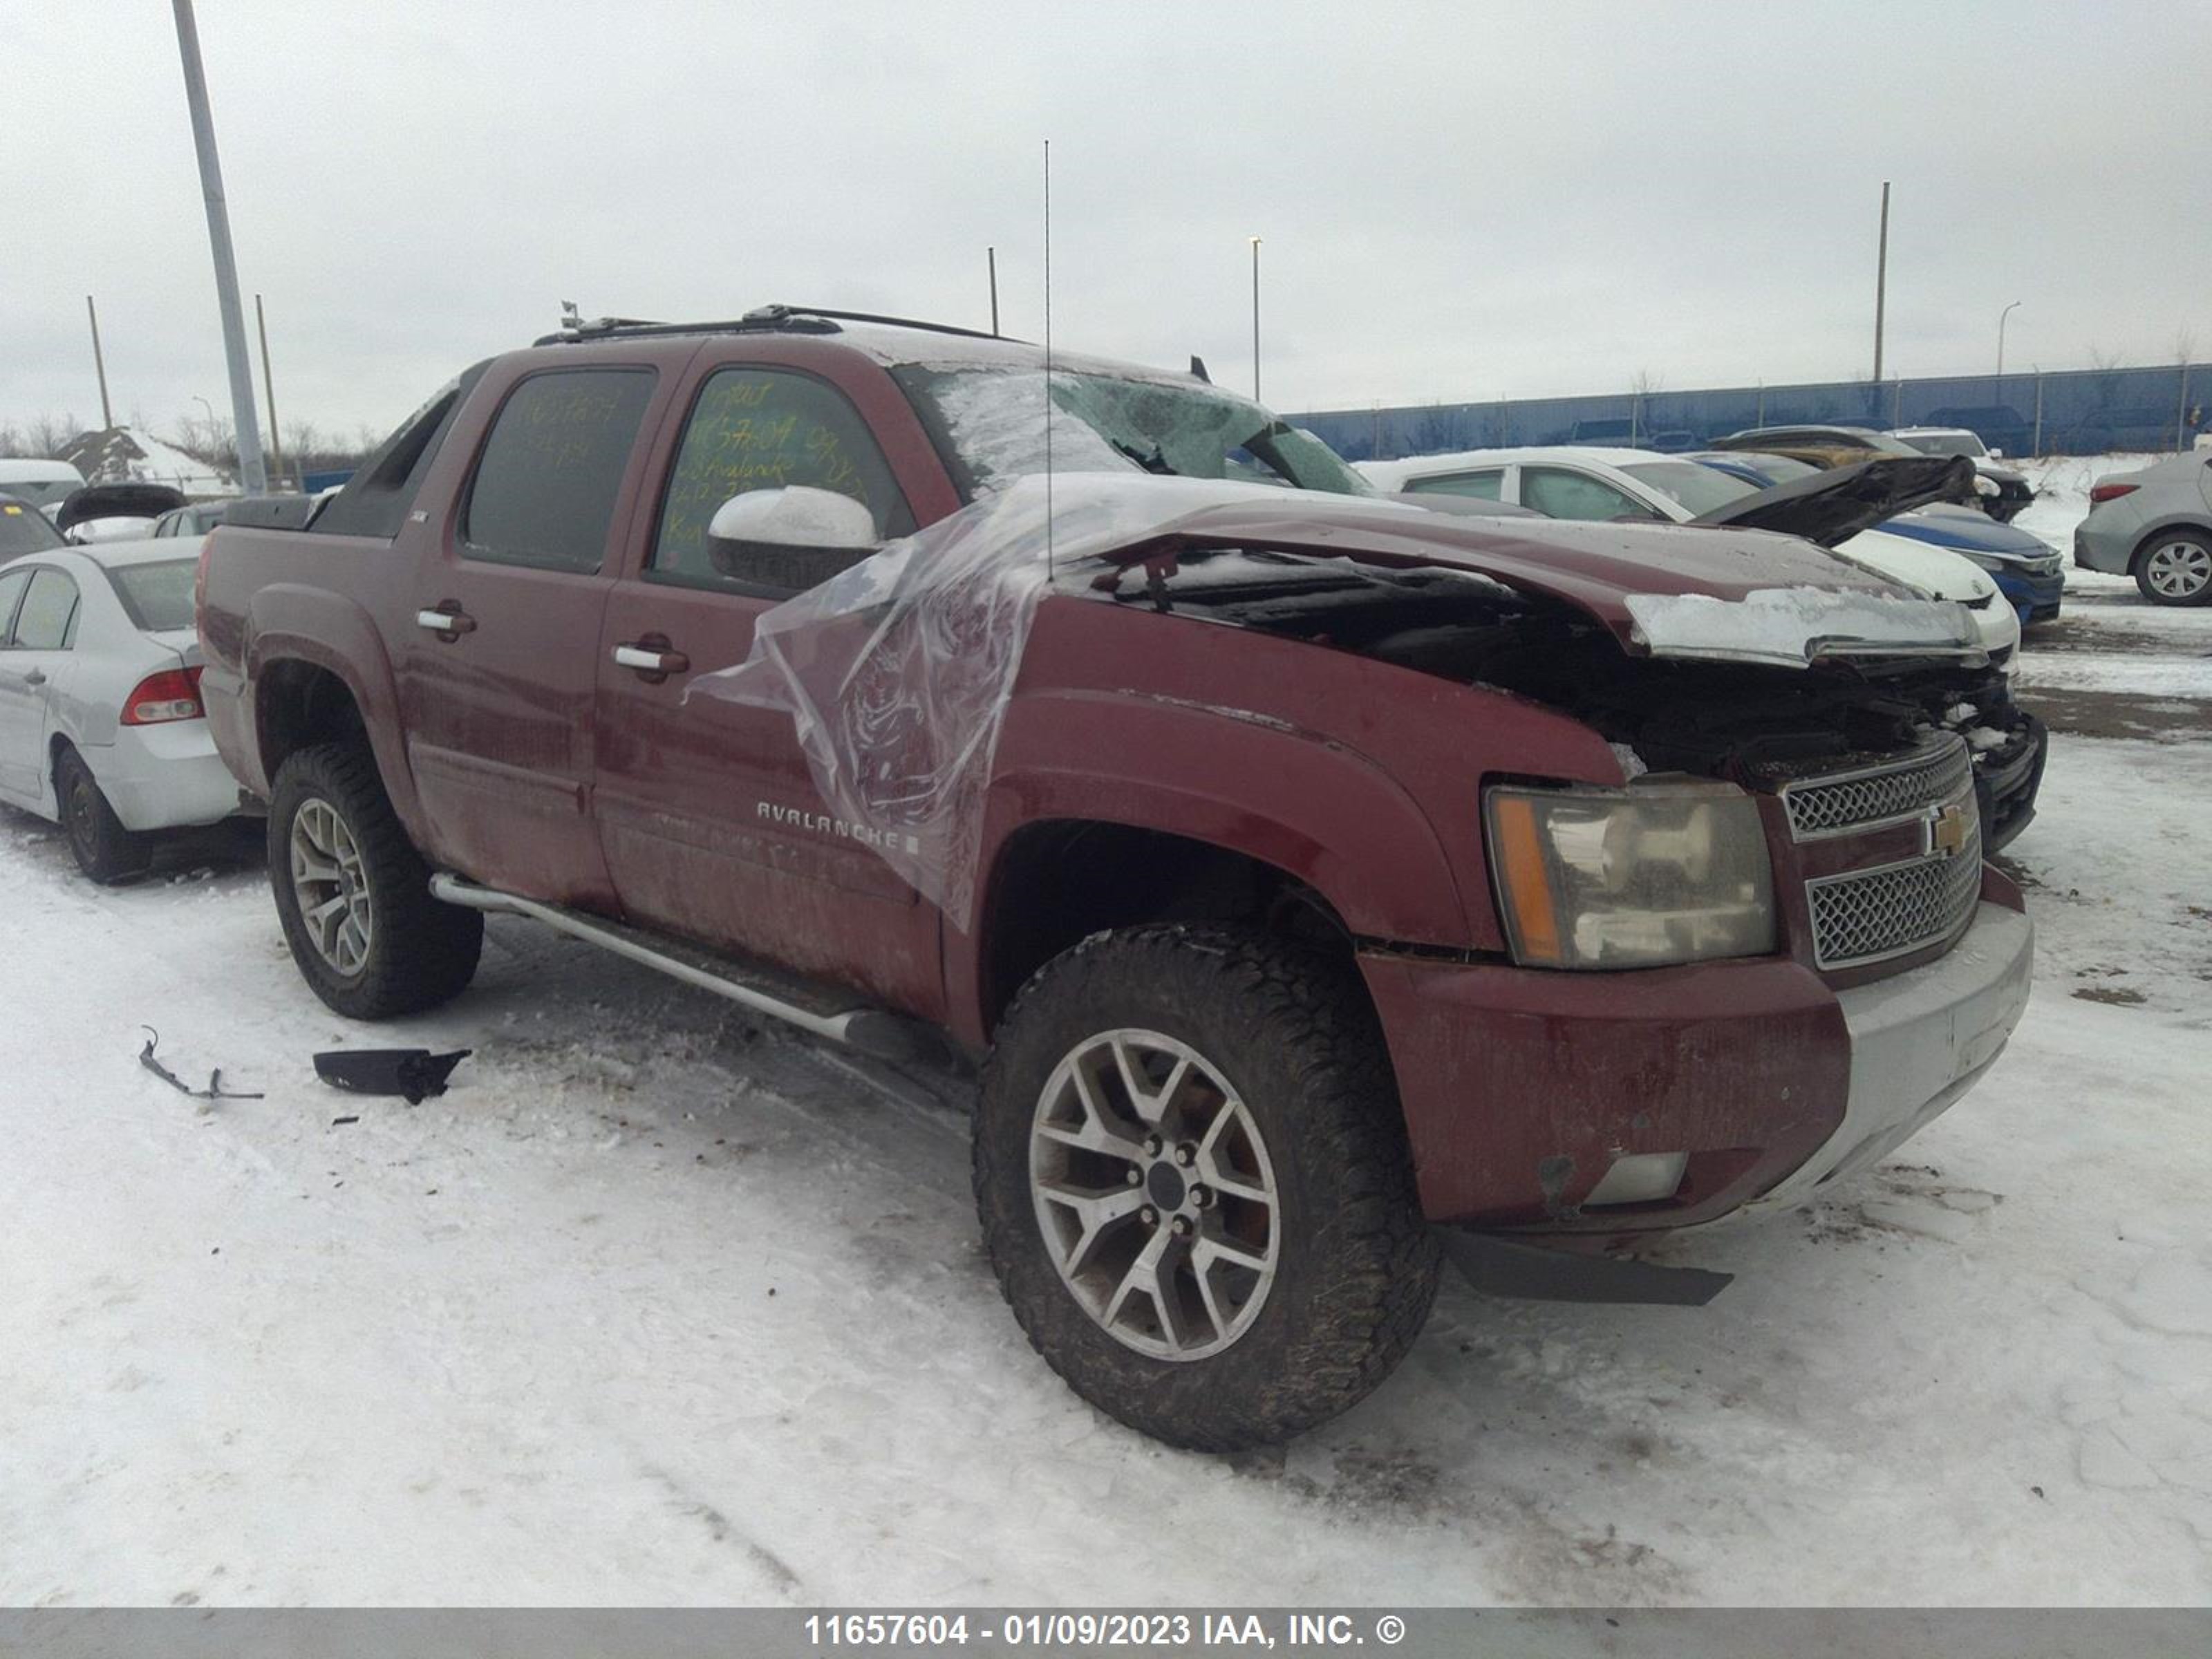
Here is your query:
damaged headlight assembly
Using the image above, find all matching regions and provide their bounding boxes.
[1484,778,1776,969]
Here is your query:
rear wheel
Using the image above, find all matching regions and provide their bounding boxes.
[268,741,482,1018]
[56,747,152,885]
[974,925,1440,1451]
[2135,532,2212,606]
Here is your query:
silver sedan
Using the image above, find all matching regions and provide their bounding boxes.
[2073,450,2212,605]
[0,541,247,881]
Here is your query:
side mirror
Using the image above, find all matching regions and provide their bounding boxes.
[706,486,880,590]
[1987,447,2005,460]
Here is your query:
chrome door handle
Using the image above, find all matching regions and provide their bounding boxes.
[613,642,690,676]
[416,606,476,636]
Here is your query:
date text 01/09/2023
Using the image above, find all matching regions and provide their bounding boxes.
[802,1611,1409,1648]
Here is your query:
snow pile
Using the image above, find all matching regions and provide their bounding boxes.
[60,426,232,494]
[1625,585,1977,667]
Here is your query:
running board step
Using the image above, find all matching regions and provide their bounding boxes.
[429,874,944,1066]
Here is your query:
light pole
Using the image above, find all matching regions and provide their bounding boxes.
[1249,236,1262,402]
[1996,300,2022,382]
[171,0,268,494]
[192,394,215,426]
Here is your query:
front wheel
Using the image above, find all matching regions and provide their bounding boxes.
[267,741,482,1019]
[974,925,1440,1451]
[2135,532,2212,606]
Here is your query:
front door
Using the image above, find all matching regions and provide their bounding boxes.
[0,565,78,808]
[398,363,662,908]
[592,359,945,1018]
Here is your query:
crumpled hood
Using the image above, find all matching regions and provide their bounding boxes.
[1085,480,1979,666]
[1686,454,1980,546]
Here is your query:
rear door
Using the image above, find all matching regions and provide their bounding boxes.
[0,565,37,802]
[0,565,80,806]
[592,350,959,1018]
[399,362,666,906]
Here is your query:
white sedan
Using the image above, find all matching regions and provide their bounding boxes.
[1358,445,2021,669]
[0,541,247,881]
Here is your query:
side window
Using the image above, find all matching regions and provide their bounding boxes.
[12,568,81,650]
[1409,469,1503,500]
[312,361,491,541]
[462,368,657,572]
[1520,467,1648,521]
[0,568,31,644]
[650,367,915,590]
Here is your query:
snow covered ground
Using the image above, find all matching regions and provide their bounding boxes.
[3,467,2209,1609]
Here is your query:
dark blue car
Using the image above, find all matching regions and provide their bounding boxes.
[1692,452,2063,625]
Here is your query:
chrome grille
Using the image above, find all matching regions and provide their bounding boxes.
[1806,823,1983,968]
[1780,739,1972,840]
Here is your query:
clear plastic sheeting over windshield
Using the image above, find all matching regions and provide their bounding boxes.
[686,475,1357,928]
[894,366,1371,501]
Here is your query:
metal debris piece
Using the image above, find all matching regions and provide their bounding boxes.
[312,1048,472,1105]
[138,1027,264,1101]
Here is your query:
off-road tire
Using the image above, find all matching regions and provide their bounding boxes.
[2133,529,2212,606]
[56,746,152,884]
[974,924,1441,1451]
[268,741,482,1019]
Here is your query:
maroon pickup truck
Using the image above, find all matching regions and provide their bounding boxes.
[199,306,2033,1450]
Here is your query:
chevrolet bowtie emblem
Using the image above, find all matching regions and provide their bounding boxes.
[1929,803,1971,857]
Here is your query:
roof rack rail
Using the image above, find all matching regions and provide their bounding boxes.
[534,303,1022,349]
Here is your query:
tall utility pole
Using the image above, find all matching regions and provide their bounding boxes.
[986,246,999,337]
[1249,235,1263,401]
[85,297,114,429]
[1997,300,2021,381]
[256,293,284,489]
[1871,181,1891,386]
[171,0,268,494]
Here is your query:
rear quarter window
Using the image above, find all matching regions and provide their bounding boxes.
[105,559,199,632]
[463,368,657,572]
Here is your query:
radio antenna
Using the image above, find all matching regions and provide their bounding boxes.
[1043,138,1054,583]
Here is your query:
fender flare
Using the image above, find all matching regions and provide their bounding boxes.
[242,583,428,843]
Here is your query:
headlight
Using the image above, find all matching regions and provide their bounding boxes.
[1485,780,1777,969]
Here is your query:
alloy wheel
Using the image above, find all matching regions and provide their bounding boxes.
[1029,1028,1280,1362]
[290,798,373,975]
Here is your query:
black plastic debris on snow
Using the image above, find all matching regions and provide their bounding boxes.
[138,1027,263,1101]
[313,1049,472,1106]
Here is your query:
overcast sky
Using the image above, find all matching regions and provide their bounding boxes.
[8,0,2210,443]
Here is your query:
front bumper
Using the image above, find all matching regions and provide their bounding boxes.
[1991,565,2065,624]
[1976,709,2047,851]
[1731,901,2032,1216]
[1360,890,2032,1232]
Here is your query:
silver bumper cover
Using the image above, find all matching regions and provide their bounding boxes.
[1745,900,2034,1215]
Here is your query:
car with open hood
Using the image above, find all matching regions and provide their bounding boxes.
[55,481,189,546]
[198,306,2034,1450]
[1888,426,2036,523]
[1712,424,2032,522]
[1698,449,2063,624]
